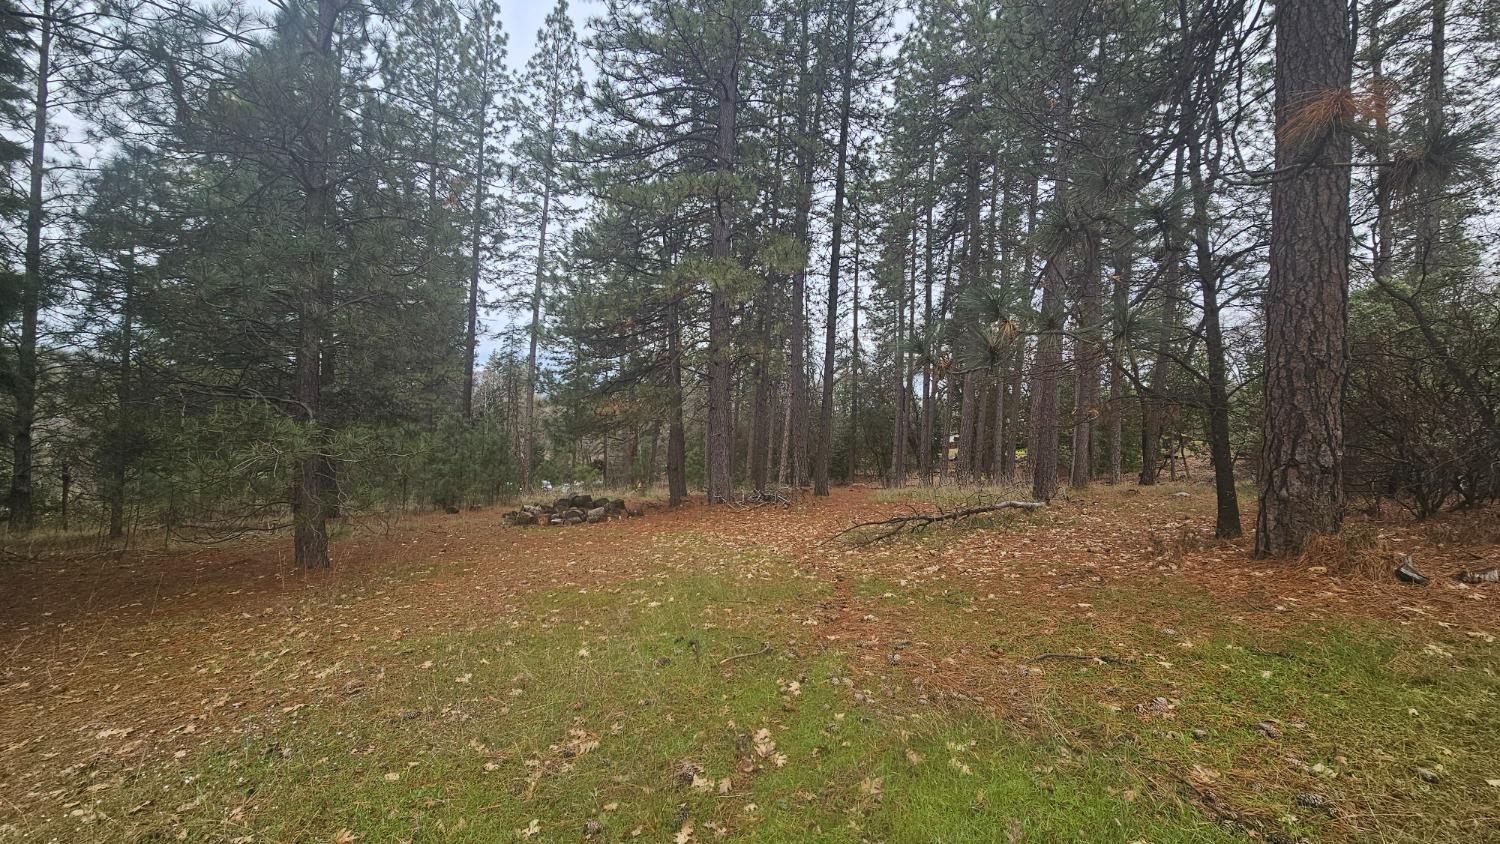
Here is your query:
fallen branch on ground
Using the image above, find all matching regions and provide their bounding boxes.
[829,500,1046,545]
[728,487,793,509]
[718,642,772,665]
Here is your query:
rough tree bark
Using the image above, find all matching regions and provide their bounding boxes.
[991,364,1006,483]
[1254,0,1352,557]
[1004,179,1039,484]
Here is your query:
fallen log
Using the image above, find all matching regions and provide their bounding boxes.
[829,500,1046,545]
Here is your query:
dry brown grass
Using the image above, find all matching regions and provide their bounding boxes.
[1294,520,1391,580]
[1422,504,1500,547]
[1147,519,1217,561]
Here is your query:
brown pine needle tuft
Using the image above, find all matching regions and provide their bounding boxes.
[1279,87,1357,145]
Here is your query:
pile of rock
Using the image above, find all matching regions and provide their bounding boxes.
[502,493,644,527]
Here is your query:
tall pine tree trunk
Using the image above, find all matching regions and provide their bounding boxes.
[110,249,136,539]
[954,148,984,483]
[1140,152,1184,486]
[786,0,815,496]
[918,173,937,485]
[750,287,773,495]
[888,233,910,488]
[462,75,492,421]
[846,198,862,484]
[936,246,956,486]
[1107,247,1128,485]
[1070,237,1101,489]
[706,46,740,504]
[523,114,557,492]
[1002,339,1023,481]
[8,0,49,533]
[291,0,342,569]
[1005,177,1039,486]
[1188,103,1243,538]
[991,367,1006,482]
[815,0,857,497]
[1029,249,1067,502]
[666,295,688,506]
[1255,0,1352,556]
[1026,77,1070,506]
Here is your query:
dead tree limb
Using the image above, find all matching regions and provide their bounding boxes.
[829,500,1046,545]
[728,487,793,509]
[718,642,772,665]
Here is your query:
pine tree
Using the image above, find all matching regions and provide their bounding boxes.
[1255,0,1352,556]
[5,0,53,531]
[71,147,167,538]
[457,0,510,421]
[0,0,28,390]
[514,0,581,489]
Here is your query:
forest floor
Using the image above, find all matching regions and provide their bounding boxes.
[0,481,1496,843]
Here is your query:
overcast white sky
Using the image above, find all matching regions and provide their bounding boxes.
[503,0,593,69]
[475,0,595,360]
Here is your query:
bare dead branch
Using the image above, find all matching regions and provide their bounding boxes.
[718,642,772,665]
[828,500,1045,545]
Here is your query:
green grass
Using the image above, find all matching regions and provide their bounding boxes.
[832,568,1500,844]
[15,530,1496,843]
[37,542,1232,843]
